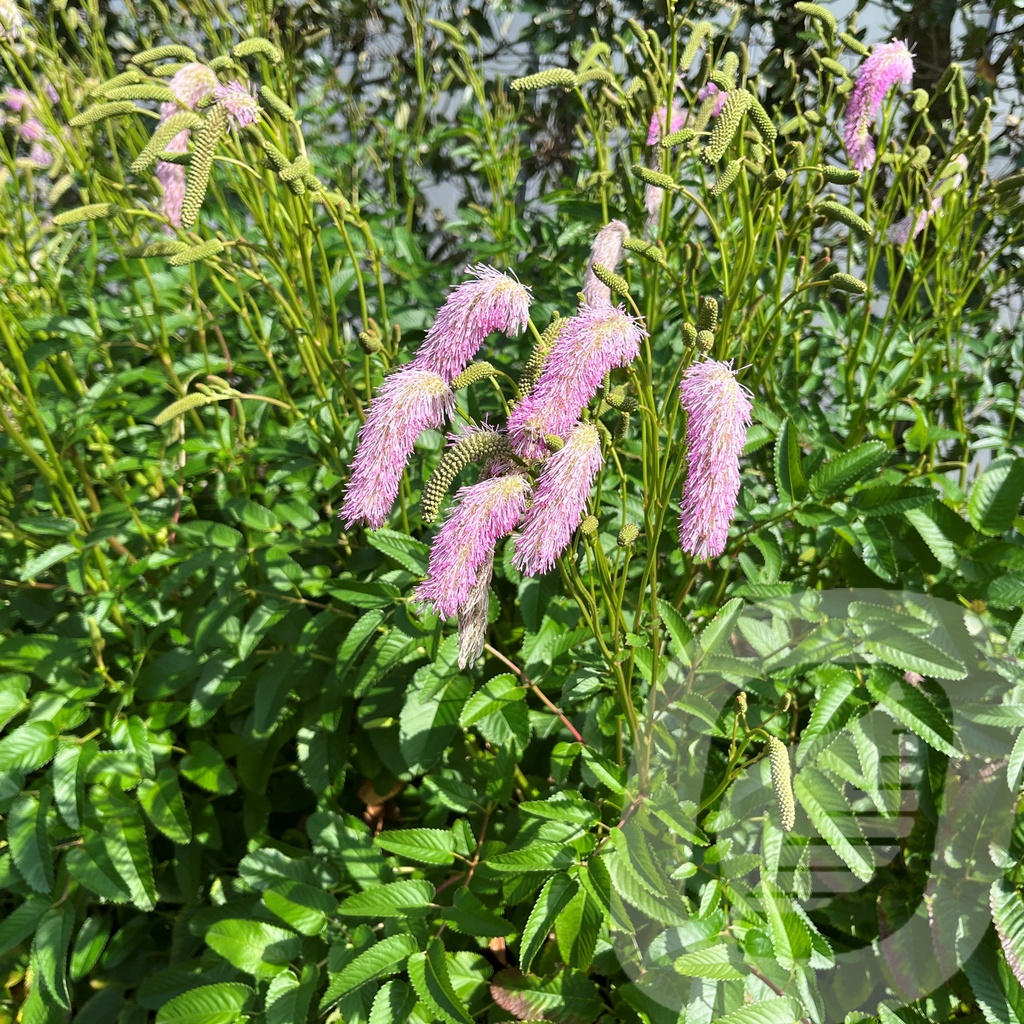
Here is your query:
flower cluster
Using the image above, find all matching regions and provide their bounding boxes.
[843,40,914,171]
[887,154,968,245]
[1,82,62,170]
[214,81,261,130]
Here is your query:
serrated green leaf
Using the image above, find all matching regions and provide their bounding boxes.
[155,982,254,1024]
[809,441,888,500]
[320,934,419,1008]
[866,670,959,755]
[774,419,807,506]
[716,997,803,1024]
[262,879,337,935]
[180,740,236,795]
[367,529,431,573]
[992,880,1024,988]
[375,828,456,865]
[441,889,512,938]
[904,507,958,567]
[0,720,58,774]
[760,877,812,969]
[860,622,967,681]
[674,943,746,979]
[520,873,578,972]
[8,791,53,894]
[30,905,74,1009]
[407,938,473,1024]
[205,919,301,979]
[794,766,873,883]
[0,897,49,957]
[696,598,745,658]
[969,457,1024,536]
[137,767,192,844]
[338,879,435,918]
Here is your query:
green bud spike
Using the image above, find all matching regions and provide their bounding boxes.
[258,137,290,172]
[910,88,929,112]
[736,691,748,714]
[451,361,498,390]
[575,68,615,86]
[709,68,733,91]
[762,167,788,191]
[819,165,861,184]
[91,69,143,96]
[721,51,739,79]
[909,144,931,170]
[131,111,203,174]
[682,322,698,346]
[104,83,176,103]
[967,96,993,136]
[605,384,638,411]
[53,202,116,227]
[687,93,718,134]
[766,736,795,831]
[156,149,191,165]
[208,55,239,73]
[660,126,696,148]
[622,237,667,266]
[829,273,868,294]
[803,109,823,126]
[746,98,776,143]
[181,104,228,230]
[47,174,74,204]
[794,2,836,44]
[510,69,577,91]
[422,432,512,523]
[778,115,807,136]
[701,90,751,164]
[232,37,283,64]
[696,329,715,351]
[696,296,718,333]
[617,523,639,547]
[678,21,714,73]
[279,155,311,181]
[130,43,197,66]
[592,262,631,298]
[544,434,564,452]
[625,77,646,98]
[167,238,226,266]
[820,57,849,78]
[519,316,563,395]
[817,199,870,236]
[153,391,227,424]
[708,158,742,198]
[580,515,599,536]
[150,61,191,77]
[633,164,678,190]
[840,31,869,56]
[258,84,295,120]
[613,411,630,441]
[358,318,383,354]
[302,172,325,192]
[69,101,139,128]
[125,240,190,258]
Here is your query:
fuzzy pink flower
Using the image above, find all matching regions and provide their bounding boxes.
[514,421,603,576]
[416,473,531,619]
[18,117,45,141]
[697,82,728,118]
[508,304,647,458]
[2,89,30,113]
[411,265,531,384]
[214,80,261,129]
[341,368,455,529]
[581,220,629,310]
[843,40,914,171]
[678,359,752,560]
[157,158,187,228]
[168,63,218,110]
[647,102,686,145]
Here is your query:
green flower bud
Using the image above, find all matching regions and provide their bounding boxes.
[129,43,197,66]
[767,736,795,831]
[510,69,577,91]
[167,238,226,266]
[817,199,870,236]
[617,523,639,547]
[232,37,284,64]
[422,431,512,523]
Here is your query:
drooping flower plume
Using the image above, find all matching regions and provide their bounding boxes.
[843,40,914,171]
[412,265,531,384]
[416,473,531,619]
[886,153,968,245]
[508,303,647,458]
[581,221,629,310]
[341,368,455,529]
[514,421,603,576]
[647,102,686,145]
[214,81,261,130]
[457,551,493,669]
[167,63,218,110]
[678,358,752,560]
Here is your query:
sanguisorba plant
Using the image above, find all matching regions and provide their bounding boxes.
[4,0,1024,1022]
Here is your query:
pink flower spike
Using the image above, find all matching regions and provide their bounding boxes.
[411,265,531,384]
[514,421,603,576]
[215,80,261,129]
[678,359,752,560]
[647,102,687,145]
[168,63,219,110]
[341,368,455,529]
[843,39,914,171]
[581,220,629,310]
[508,303,647,458]
[416,473,531,619]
